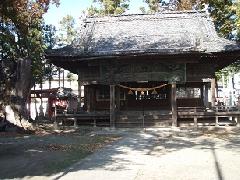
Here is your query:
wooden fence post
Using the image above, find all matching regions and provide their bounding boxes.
[110,85,116,128]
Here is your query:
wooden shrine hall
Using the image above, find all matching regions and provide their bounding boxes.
[47,11,240,127]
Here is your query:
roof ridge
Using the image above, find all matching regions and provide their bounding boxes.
[86,10,207,19]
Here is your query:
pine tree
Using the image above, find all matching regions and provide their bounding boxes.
[87,0,129,16]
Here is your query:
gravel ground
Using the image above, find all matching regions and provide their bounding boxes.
[28,127,240,180]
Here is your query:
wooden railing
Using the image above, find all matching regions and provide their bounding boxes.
[56,111,110,127]
[177,106,240,127]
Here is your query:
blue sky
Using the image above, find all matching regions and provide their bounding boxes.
[44,0,148,28]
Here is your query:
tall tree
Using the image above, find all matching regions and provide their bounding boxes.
[175,0,196,11]
[56,15,78,89]
[236,2,240,38]
[57,15,77,47]
[202,0,238,80]
[43,24,56,49]
[143,0,179,12]
[202,0,235,39]
[144,0,161,13]
[42,24,58,89]
[87,0,129,16]
[0,0,59,129]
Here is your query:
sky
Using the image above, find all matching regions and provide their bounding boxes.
[43,0,148,29]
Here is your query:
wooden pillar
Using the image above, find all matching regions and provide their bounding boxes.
[85,85,95,112]
[116,86,120,111]
[215,116,219,126]
[215,107,219,126]
[53,101,58,130]
[203,84,209,108]
[201,85,204,105]
[77,73,82,109]
[237,116,240,127]
[58,68,61,87]
[93,118,97,127]
[62,70,65,88]
[73,118,77,128]
[194,116,198,128]
[211,78,216,108]
[110,85,116,128]
[86,85,91,112]
[171,82,177,127]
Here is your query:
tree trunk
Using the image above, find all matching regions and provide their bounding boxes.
[34,83,38,122]
[4,58,34,130]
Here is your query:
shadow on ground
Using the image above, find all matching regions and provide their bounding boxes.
[0,127,118,179]
[0,127,240,179]
[53,127,240,180]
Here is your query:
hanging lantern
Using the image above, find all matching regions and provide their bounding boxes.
[152,89,157,95]
[141,91,145,95]
[128,89,133,95]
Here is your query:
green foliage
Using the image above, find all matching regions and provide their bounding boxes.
[42,23,58,84]
[87,0,129,16]
[67,72,76,82]
[202,0,235,39]
[204,0,239,78]
[179,0,199,10]
[57,15,77,46]
[0,0,59,85]
[234,1,240,39]
[144,0,161,13]
[139,6,147,13]
[42,24,56,49]
[142,0,240,78]
[87,5,101,16]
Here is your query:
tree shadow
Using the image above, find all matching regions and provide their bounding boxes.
[53,127,240,180]
[1,127,239,179]
[210,142,224,180]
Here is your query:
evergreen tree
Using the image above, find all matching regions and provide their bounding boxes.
[0,0,59,129]
[57,15,77,47]
[87,0,129,16]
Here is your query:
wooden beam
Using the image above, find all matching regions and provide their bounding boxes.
[110,85,116,128]
[171,82,177,127]
[211,78,216,108]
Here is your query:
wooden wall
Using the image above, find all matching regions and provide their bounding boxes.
[78,59,186,84]
[84,82,206,111]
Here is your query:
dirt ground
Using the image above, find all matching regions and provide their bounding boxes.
[0,125,120,179]
[1,126,240,180]
[49,126,240,180]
